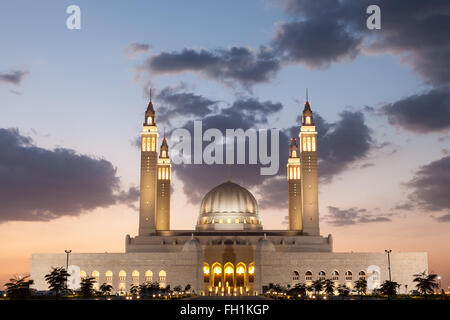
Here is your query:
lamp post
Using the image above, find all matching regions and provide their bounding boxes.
[65,249,72,288]
[385,250,392,282]
[438,276,441,291]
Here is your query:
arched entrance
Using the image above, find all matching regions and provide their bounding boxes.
[224,263,234,295]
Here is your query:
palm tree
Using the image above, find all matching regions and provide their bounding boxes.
[4,275,34,299]
[44,267,70,297]
[99,283,113,298]
[413,271,439,296]
[185,284,191,292]
[311,279,324,296]
[79,277,96,297]
[337,284,350,296]
[173,285,182,292]
[139,281,160,297]
[323,279,335,296]
[129,284,139,296]
[379,280,400,296]
[289,283,307,298]
[354,278,367,295]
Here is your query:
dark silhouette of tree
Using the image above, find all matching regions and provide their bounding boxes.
[79,277,96,297]
[139,281,160,297]
[337,284,350,296]
[354,278,367,295]
[379,280,400,296]
[129,284,139,296]
[185,284,191,292]
[99,283,113,298]
[173,285,182,292]
[413,271,439,295]
[323,279,335,296]
[288,283,307,298]
[311,279,324,296]
[44,267,70,297]
[4,275,34,299]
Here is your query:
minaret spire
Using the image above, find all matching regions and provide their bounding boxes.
[306,88,308,102]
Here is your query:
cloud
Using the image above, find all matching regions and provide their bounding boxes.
[143,46,281,88]
[279,0,450,86]
[0,70,29,85]
[436,214,450,222]
[272,19,361,68]
[382,88,450,133]
[405,155,450,216]
[155,85,219,123]
[0,128,137,223]
[124,42,151,58]
[325,206,391,226]
[314,111,373,182]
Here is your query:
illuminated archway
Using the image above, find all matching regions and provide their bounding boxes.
[211,263,223,288]
[203,263,210,284]
[79,270,87,279]
[224,263,234,290]
[248,262,255,283]
[236,263,246,289]
[159,270,166,288]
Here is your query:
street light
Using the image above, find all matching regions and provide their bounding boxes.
[65,249,72,288]
[437,276,441,290]
[385,250,392,282]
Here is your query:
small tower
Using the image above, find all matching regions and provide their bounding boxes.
[299,91,320,235]
[139,95,159,236]
[287,138,302,230]
[156,136,171,230]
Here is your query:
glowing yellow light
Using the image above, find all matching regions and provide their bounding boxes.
[225,266,233,274]
[235,218,239,223]
[214,266,222,274]
[203,266,210,274]
[219,218,223,224]
[227,218,231,224]
[236,266,244,274]
[249,266,254,274]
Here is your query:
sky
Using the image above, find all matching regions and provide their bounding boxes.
[0,0,449,290]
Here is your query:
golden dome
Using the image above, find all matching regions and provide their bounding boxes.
[196,181,262,231]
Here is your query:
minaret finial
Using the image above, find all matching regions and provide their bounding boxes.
[306,88,308,102]
[149,87,152,102]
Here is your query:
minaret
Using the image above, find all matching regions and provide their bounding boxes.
[156,136,171,230]
[299,90,320,235]
[138,94,159,236]
[287,138,302,230]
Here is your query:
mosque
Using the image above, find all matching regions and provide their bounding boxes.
[30,97,428,295]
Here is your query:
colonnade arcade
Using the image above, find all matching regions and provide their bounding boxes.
[203,262,254,295]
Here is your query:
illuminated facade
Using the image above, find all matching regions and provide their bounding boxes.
[30,95,428,296]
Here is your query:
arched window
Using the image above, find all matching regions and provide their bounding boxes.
[147,117,152,125]
[79,270,87,279]
[119,270,126,282]
[306,116,311,125]
[292,271,299,281]
[305,271,313,281]
[318,271,326,280]
[292,150,297,158]
[332,270,339,281]
[235,218,240,223]
[248,263,255,283]
[345,271,353,281]
[105,270,113,284]
[92,270,99,290]
[203,263,210,283]
[312,137,316,152]
[132,270,139,284]
[358,271,366,280]
[159,270,166,288]
[227,218,231,224]
[145,270,153,283]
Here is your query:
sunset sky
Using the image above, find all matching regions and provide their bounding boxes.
[1,0,449,289]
